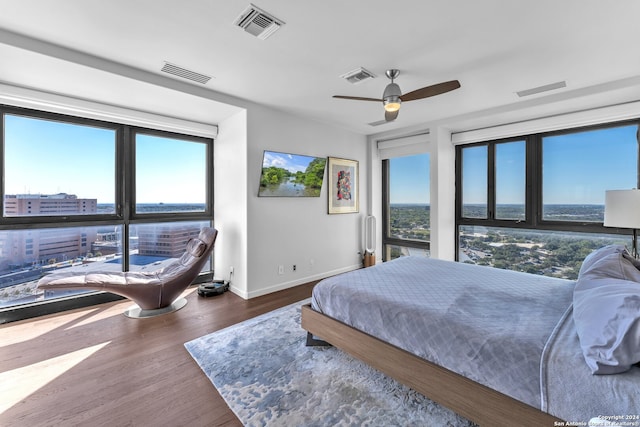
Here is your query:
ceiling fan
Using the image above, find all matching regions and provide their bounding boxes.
[333,69,460,122]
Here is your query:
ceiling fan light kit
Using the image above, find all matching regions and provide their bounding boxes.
[334,68,460,122]
[383,100,401,112]
[382,71,402,112]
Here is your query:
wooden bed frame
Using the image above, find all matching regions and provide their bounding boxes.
[301,304,563,427]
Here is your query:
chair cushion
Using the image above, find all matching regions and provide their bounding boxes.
[185,238,207,257]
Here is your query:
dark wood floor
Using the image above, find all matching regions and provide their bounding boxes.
[0,282,316,426]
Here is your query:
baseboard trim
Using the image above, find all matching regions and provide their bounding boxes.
[230,263,361,300]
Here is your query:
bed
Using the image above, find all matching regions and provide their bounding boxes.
[301,248,640,427]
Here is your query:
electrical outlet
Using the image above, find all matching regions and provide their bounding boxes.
[278,265,284,275]
[293,264,296,271]
[229,266,234,274]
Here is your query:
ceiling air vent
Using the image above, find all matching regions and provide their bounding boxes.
[161,62,212,84]
[234,4,284,40]
[517,81,566,97]
[341,67,376,84]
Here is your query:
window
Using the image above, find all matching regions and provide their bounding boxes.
[459,225,627,278]
[495,141,526,220]
[0,106,214,318]
[383,153,430,260]
[4,114,117,217]
[457,122,639,279]
[542,126,637,221]
[461,145,487,218]
[135,133,208,214]
[129,221,211,272]
[0,225,123,308]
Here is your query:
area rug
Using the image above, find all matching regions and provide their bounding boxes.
[184,299,477,427]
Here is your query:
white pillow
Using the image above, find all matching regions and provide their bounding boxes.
[574,248,640,374]
[578,245,629,279]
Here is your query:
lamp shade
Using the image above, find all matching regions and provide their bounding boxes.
[604,189,640,229]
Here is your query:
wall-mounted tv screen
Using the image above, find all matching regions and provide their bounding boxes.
[258,150,327,197]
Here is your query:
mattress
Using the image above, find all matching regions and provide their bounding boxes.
[311,257,574,412]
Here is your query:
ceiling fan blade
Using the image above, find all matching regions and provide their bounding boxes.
[385,109,399,121]
[400,80,461,102]
[333,95,382,102]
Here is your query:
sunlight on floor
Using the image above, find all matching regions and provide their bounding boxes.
[0,341,110,414]
[64,302,130,330]
[0,308,104,346]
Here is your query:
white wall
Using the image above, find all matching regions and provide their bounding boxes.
[245,106,367,298]
[429,126,455,260]
[215,102,368,299]
[214,109,248,294]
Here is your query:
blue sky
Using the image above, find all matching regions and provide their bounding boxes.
[136,134,206,203]
[541,125,636,204]
[262,150,324,173]
[389,153,430,204]
[4,114,206,204]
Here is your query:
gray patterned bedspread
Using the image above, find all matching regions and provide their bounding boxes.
[311,256,575,413]
[542,307,640,422]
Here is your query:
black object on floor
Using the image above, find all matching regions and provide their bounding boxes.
[197,280,229,297]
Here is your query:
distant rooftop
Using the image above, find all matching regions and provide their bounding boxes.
[6,193,81,199]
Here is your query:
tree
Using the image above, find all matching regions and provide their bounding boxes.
[303,158,327,189]
[260,166,289,187]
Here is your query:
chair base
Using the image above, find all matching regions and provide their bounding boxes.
[123,297,188,319]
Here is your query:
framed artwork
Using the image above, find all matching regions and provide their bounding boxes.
[328,157,359,214]
[258,150,326,197]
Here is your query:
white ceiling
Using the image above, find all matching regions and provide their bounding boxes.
[1,1,640,136]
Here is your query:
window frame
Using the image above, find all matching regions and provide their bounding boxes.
[1,107,124,226]
[130,128,213,222]
[455,120,640,260]
[0,104,215,322]
[382,157,431,259]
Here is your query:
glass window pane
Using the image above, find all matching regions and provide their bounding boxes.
[495,141,526,220]
[3,114,116,217]
[542,125,637,222]
[385,244,430,260]
[0,225,123,308]
[388,154,430,242]
[135,134,207,214]
[0,112,214,315]
[458,225,627,280]
[128,221,212,273]
[461,145,488,218]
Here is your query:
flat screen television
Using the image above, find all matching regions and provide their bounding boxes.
[258,150,326,197]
